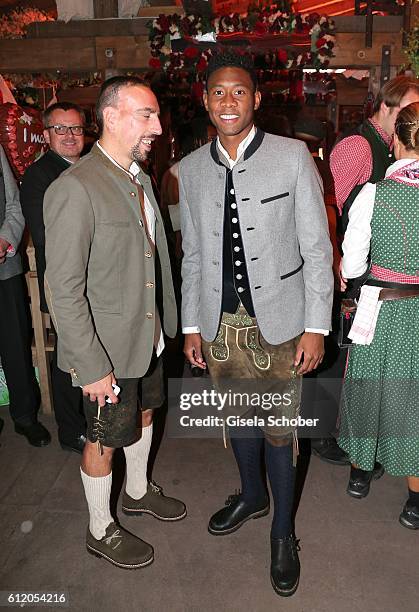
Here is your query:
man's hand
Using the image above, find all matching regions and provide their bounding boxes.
[294,332,325,375]
[82,372,118,407]
[184,333,206,369]
[339,259,348,292]
[0,237,10,264]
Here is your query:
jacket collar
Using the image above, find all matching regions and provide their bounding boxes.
[46,149,72,170]
[210,128,265,167]
[91,142,160,221]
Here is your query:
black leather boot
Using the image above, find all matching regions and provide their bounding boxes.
[399,501,419,530]
[311,437,350,465]
[208,492,269,536]
[346,462,384,499]
[270,535,300,597]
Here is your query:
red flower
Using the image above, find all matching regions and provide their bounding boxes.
[254,21,268,34]
[184,46,199,60]
[316,37,326,48]
[157,15,170,33]
[149,58,162,69]
[277,49,287,64]
[196,57,208,72]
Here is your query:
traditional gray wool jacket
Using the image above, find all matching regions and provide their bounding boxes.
[179,129,334,345]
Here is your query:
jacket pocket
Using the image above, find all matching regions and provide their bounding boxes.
[260,192,289,204]
[87,224,129,313]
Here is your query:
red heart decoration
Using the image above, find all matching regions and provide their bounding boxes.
[0,103,48,180]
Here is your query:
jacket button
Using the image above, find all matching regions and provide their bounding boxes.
[130,191,136,197]
[145,251,152,258]
[146,312,153,319]
[145,281,154,288]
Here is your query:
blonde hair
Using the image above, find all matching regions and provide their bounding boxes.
[395,101,419,153]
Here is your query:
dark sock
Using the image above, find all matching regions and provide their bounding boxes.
[351,466,370,479]
[408,489,419,508]
[229,426,266,504]
[265,441,295,539]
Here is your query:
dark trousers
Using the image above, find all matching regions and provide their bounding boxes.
[0,274,40,424]
[51,332,85,440]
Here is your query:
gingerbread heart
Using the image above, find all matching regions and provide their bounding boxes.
[0,103,47,179]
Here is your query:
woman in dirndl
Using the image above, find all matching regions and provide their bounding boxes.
[338,102,419,530]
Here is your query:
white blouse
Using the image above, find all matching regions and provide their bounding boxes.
[342,158,418,279]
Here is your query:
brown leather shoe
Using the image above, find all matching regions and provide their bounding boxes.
[122,481,187,521]
[86,522,154,569]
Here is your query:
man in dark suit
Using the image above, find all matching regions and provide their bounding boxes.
[21,102,86,453]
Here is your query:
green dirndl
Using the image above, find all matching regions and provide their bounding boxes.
[338,178,419,477]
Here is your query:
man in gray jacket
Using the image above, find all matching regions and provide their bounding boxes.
[0,145,50,446]
[44,77,185,570]
[180,52,333,597]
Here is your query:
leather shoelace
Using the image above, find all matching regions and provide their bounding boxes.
[224,489,241,506]
[149,480,164,495]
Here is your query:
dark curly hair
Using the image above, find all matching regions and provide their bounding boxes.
[205,50,257,91]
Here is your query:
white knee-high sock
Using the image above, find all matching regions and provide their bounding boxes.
[80,468,113,540]
[123,423,153,500]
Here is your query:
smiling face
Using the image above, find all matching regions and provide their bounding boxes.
[43,108,84,162]
[203,66,261,151]
[102,84,162,169]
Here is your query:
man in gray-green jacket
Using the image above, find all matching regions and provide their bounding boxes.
[44,77,185,569]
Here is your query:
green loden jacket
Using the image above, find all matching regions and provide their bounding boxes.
[44,142,177,387]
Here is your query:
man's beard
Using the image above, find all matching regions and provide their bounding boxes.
[130,140,148,163]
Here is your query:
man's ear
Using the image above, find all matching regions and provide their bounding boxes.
[103,106,118,133]
[203,90,209,112]
[43,129,50,145]
[254,90,261,111]
[381,101,392,118]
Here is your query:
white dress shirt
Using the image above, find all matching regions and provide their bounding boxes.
[183,127,328,337]
[342,158,418,279]
[97,141,164,356]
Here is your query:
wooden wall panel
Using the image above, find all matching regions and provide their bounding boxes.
[329,32,405,68]
[0,38,96,72]
[95,36,151,69]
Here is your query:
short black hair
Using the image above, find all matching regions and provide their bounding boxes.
[205,51,257,91]
[43,102,85,128]
[96,75,147,134]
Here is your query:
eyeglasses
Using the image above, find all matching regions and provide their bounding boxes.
[46,125,84,136]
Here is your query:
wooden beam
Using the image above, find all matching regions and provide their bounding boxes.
[95,36,151,69]
[332,15,403,32]
[27,18,150,38]
[0,37,97,72]
[0,28,407,74]
[93,0,118,18]
[365,0,373,47]
[329,31,405,68]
